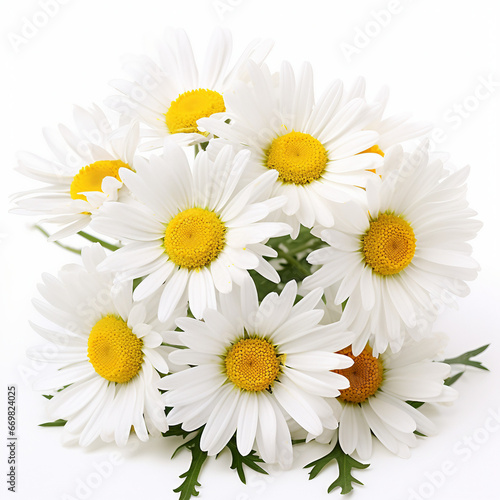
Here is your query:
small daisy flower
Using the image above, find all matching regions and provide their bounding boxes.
[303,142,482,355]
[199,61,384,237]
[92,141,291,320]
[343,76,432,162]
[312,335,457,460]
[160,279,354,468]
[27,244,183,446]
[12,105,139,240]
[106,27,273,149]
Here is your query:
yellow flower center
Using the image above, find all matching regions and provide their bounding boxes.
[70,160,129,202]
[87,315,143,383]
[166,88,226,135]
[360,144,385,157]
[266,131,328,185]
[334,345,383,403]
[225,338,281,392]
[163,207,226,270]
[362,213,416,275]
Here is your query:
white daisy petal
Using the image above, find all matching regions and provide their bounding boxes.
[90,142,288,321]
[339,403,359,455]
[273,381,323,436]
[14,105,139,240]
[159,268,189,322]
[27,244,170,446]
[306,141,480,353]
[330,336,456,459]
[164,279,348,465]
[236,393,259,456]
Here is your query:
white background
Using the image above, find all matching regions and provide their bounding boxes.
[1,1,499,499]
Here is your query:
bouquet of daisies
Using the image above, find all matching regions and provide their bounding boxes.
[12,28,488,497]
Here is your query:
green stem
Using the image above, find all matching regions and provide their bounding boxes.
[77,231,120,252]
[34,225,81,255]
[276,247,310,279]
[291,239,325,255]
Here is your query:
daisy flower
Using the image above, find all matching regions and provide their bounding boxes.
[27,244,183,446]
[342,76,432,163]
[12,105,139,240]
[106,27,273,149]
[303,142,482,355]
[198,61,384,237]
[312,335,457,460]
[160,279,354,468]
[92,141,291,320]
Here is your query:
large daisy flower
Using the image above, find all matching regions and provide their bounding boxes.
[92,141,291,320]
[106,27,273,149]
[303,142,482,355]
[312,335,457,460]
[27,244,183,446]
[342,76,432,162]
[160,279,354,468]
[12,105,139,240]
[198,61,384,237]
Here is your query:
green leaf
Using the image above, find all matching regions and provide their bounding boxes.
[406,400,424,409]
[162,425,191,441]
[39,419,67,427]
[162,343,188,350]
[305,442,369,495]
[444,371,465,386]
[42,394,53,400]
[221,435,268,484]
[444,344,490,371]
[172,431,208,500]
[162,408,192,443]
